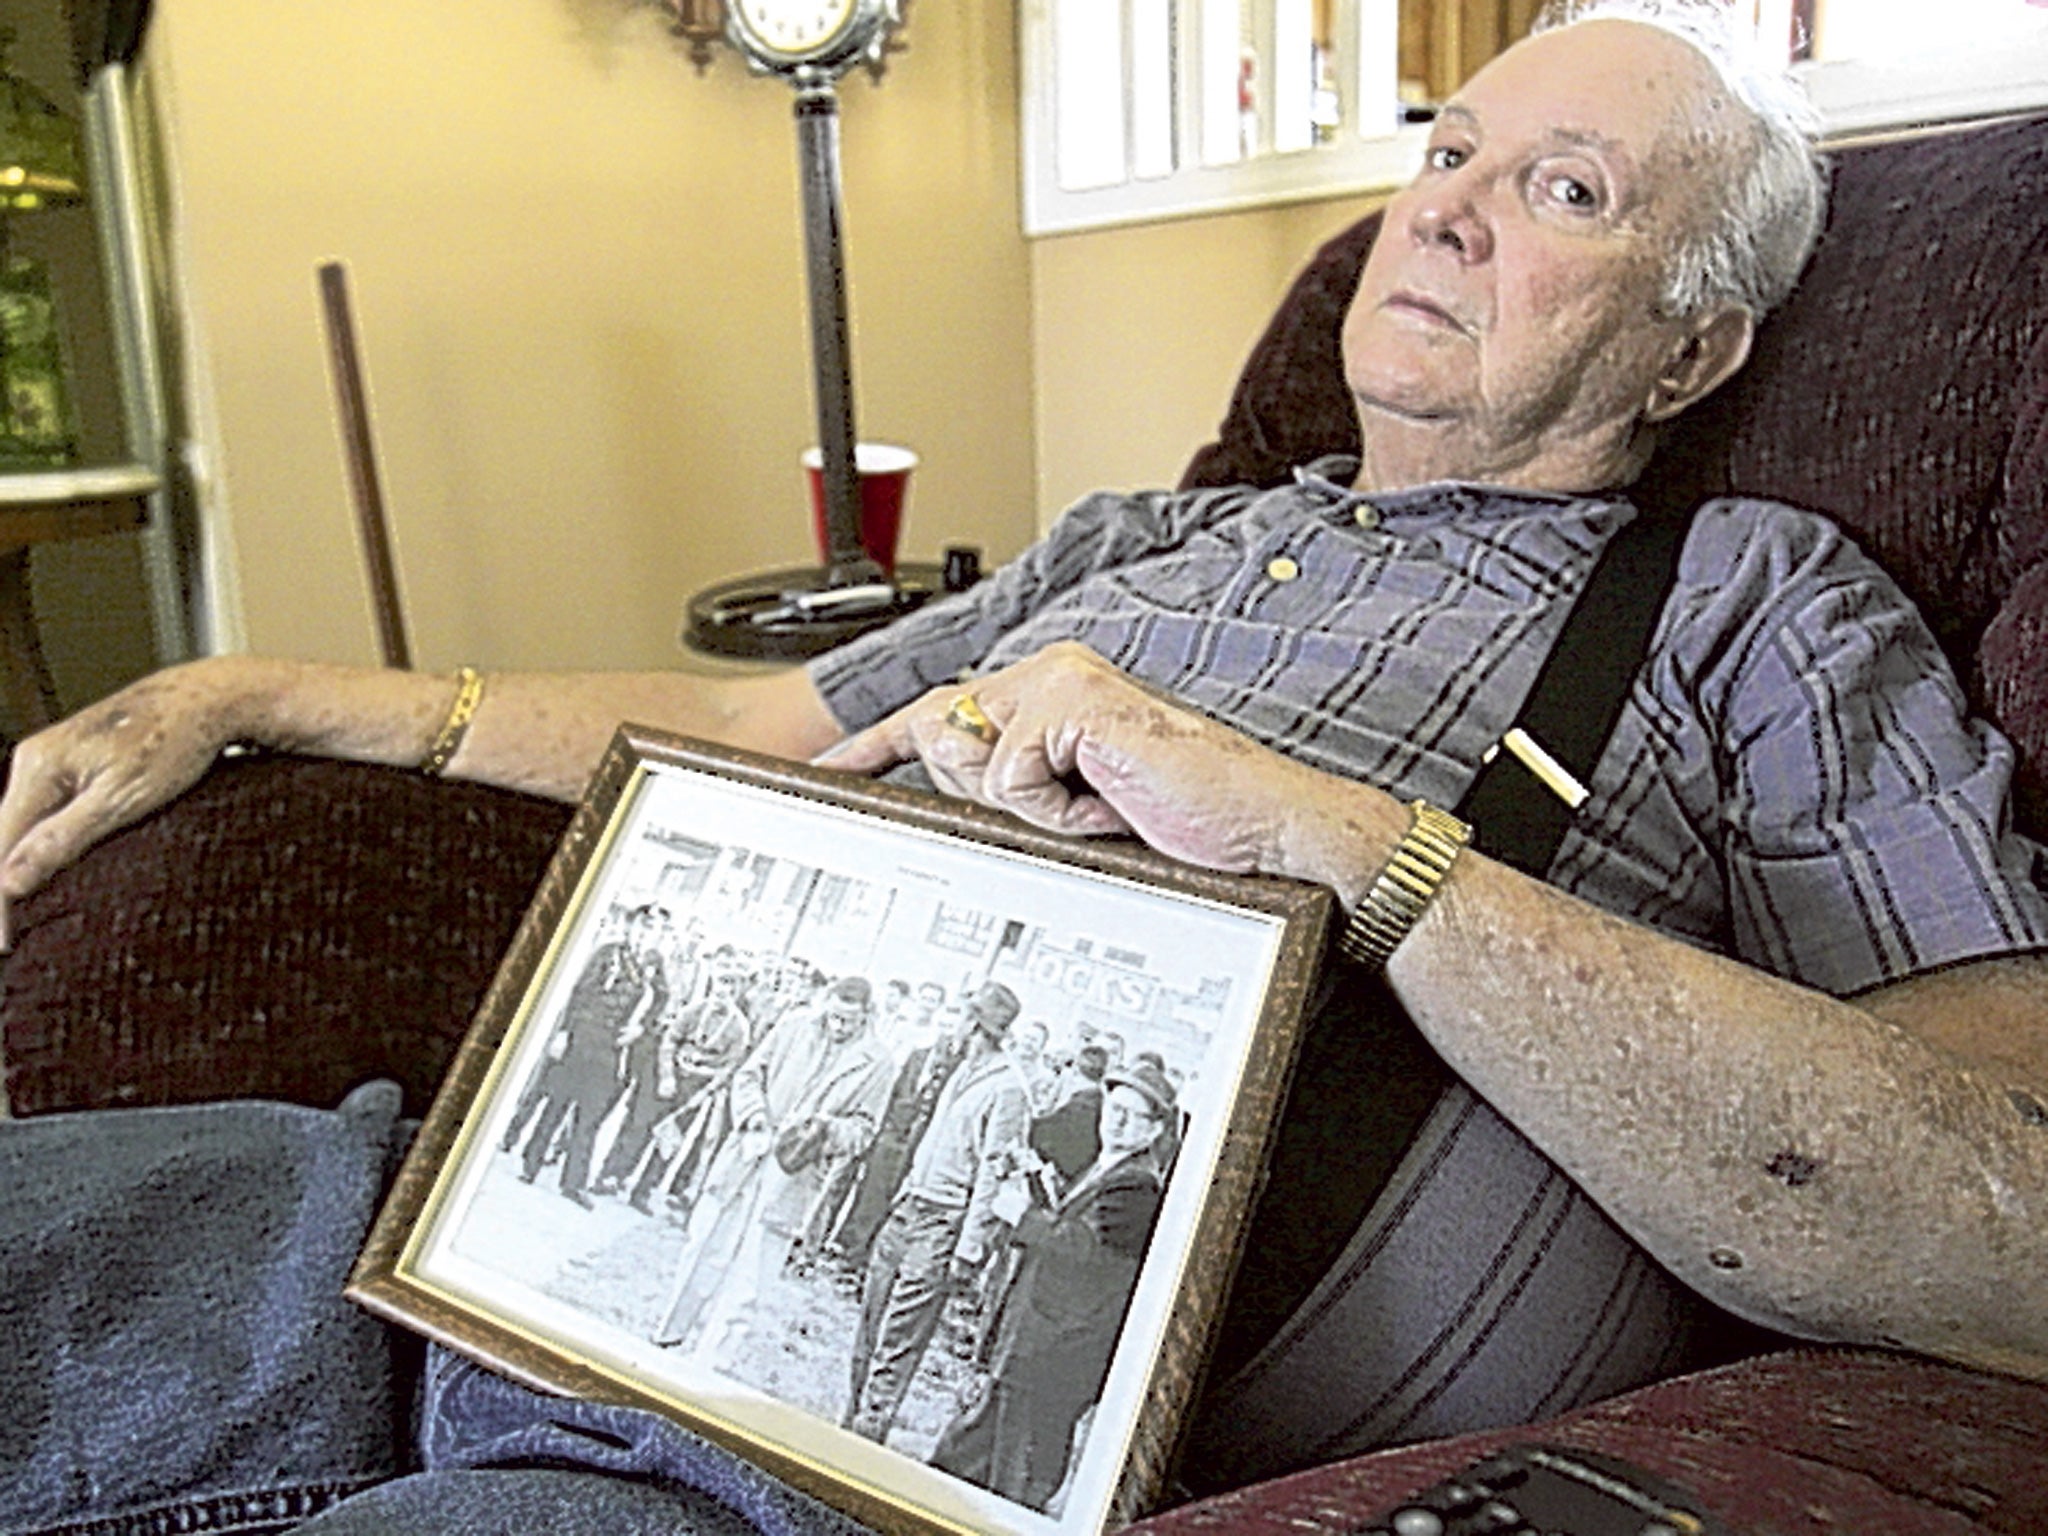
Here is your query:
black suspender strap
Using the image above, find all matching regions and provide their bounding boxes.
[1454,495,1694,875]
[1190,490,1714,1454]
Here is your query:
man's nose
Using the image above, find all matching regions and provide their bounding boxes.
[1408,187,1494,264]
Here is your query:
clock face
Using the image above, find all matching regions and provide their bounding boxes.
[729,0,863,61]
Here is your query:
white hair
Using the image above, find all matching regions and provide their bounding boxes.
[1535,0,1828,319]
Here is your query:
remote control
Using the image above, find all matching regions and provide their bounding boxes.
[1349,1444,1736,1536]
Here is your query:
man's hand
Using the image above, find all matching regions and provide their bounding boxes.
[0,657,844,952]
[816,641,1402,896]
[0,660,251,948]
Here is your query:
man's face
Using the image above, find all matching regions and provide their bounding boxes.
[627,909,668,960]
[914,983,944,1021]
[1012,1023,1047,1066]
[1343,21,1738,490]
[1099,1085,1164,1158]
[822,996,868,1042]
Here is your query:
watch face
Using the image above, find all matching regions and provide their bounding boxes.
[730,0,862,61]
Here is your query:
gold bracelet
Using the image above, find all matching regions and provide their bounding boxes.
[417,665,483,777]
[1336,799,1471,972]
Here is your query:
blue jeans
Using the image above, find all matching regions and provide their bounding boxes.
[0,1084,863,1536]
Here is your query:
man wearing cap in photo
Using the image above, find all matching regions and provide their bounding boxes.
[844,980,1030,1444]
[929,1058,1177,1510]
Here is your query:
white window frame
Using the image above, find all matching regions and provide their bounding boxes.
[1799,32,2048,136]
[1019,1,2048,239]
[1019,0,1423,237]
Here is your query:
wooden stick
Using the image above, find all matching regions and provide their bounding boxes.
[317,260,412,670]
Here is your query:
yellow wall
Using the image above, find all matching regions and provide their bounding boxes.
[1028,194,1381,524]
[146,0,1035,671]
[142,0,1387,670]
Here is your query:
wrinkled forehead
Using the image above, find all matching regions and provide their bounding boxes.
[1457,18,1745,210]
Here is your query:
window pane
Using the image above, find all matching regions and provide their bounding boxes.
[1199,0,1244,165]
[1273,0,1315,151]
[1055,0,1128,191]
[1357,0,1400,137]
[1132,0,1177,179]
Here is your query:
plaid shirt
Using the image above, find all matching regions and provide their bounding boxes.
[810,462,2048,996]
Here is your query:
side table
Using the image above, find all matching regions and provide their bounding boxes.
[0,463,160,732]
[682,559,949,663]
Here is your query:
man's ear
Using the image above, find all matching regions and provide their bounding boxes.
[1643,306,1754,424]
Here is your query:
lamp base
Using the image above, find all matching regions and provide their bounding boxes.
[683,561,942,662]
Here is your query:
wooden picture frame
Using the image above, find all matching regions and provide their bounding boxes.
[350,726,1332,1535]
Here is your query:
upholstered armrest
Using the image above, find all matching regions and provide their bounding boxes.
[1134,1348,2048,1535]
[0,754,571,1118]
[1981,563,2048,841]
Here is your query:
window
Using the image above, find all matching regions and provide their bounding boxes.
[1021,0,1418,235]
[1020,0,2048,237]
[1790,0,2048,135]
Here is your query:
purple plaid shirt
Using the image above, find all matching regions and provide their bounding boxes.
[810,462,2048,996]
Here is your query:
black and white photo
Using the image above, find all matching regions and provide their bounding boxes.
[351,728,1329,1536]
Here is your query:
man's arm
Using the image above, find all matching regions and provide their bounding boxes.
[1397,853,2048,1381]
[823,642,2048,1380]
[0,655,840,946]
[955,1078,1033,1275]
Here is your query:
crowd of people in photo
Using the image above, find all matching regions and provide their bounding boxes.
[497,897,1192,1512]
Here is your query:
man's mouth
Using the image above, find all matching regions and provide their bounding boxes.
[1382,291,1469,332]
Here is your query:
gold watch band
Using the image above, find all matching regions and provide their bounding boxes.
[1336,799,1472,972]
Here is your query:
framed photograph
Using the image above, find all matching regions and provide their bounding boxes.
[350,726,1332,1535]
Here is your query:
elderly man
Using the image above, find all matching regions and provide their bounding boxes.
[0,4,2045,1528]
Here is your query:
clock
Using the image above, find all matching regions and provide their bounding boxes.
[725,0,900,80]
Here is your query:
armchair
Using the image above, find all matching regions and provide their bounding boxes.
[4,113,2046,1535]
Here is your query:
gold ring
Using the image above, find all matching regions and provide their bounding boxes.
[943,693,999,744]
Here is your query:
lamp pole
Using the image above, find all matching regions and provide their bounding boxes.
[792,79,880,589]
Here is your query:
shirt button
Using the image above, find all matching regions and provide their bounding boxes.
[1354,504,1380,530]
[1266,555,1300,582]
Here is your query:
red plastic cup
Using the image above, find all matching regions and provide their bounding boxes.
[804,442,917,576]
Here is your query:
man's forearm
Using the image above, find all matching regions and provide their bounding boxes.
[1375,831,2048,1380]
[0,651,844,944]
[231,656,841,801]
[821,643,2048,1376]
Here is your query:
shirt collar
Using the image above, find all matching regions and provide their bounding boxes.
[1292,457,1636,521]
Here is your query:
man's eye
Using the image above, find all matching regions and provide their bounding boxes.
[1426,144,1468,171]
[1545,173,1599,210]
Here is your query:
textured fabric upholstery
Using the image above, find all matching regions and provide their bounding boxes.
[1,754,569,1116]
[1147,1349,2048,1535]
[1,111,2044,1536]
